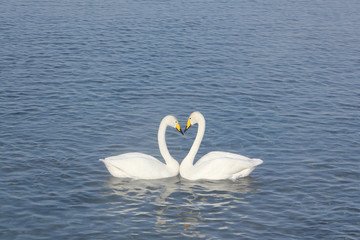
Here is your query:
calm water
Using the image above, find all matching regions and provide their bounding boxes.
[1,0,359,239]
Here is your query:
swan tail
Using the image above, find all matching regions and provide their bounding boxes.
[100,158,130,178]
[252,158,263,166]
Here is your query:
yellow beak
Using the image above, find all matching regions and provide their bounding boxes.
[176,122,184,135]
[184,118,192,133]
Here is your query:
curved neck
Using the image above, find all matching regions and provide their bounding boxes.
[182,117,206,167]
[158,121,179,171]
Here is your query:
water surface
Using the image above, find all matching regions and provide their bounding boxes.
[1,0,359,239]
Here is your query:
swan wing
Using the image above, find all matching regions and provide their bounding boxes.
[193,151,263,180]
[101,152,169,179]
[196,151,252,164]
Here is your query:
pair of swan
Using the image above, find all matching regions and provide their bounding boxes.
[100,112,263,181]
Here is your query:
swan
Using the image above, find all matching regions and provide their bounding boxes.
[100,115,183,179]
[180,111,263,181]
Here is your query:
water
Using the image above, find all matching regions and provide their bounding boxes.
[1,0,359,239]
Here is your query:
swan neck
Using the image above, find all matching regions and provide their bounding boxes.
[158,121,179,171]
[183,117,205,166]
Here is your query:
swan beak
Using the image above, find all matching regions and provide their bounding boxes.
[184,119,192,133]
[176,122,184,135]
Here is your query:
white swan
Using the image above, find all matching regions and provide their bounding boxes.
[180,111,263,181]
[100,115,183,179]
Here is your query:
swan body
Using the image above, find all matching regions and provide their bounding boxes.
[180,111,263,181]
[100,115,183,179]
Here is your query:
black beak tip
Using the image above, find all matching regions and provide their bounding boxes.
[180,129,184,135]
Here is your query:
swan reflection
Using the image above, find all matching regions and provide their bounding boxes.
[103,176,259,238]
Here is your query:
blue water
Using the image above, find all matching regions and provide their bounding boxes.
[1,0,360,239]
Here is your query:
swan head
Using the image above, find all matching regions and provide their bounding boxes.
[184,111,204,133]
[164,115,184,135]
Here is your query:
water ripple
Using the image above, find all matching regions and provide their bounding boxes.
[1,0,360,239]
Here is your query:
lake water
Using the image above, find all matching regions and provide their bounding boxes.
[1,0,359,239]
